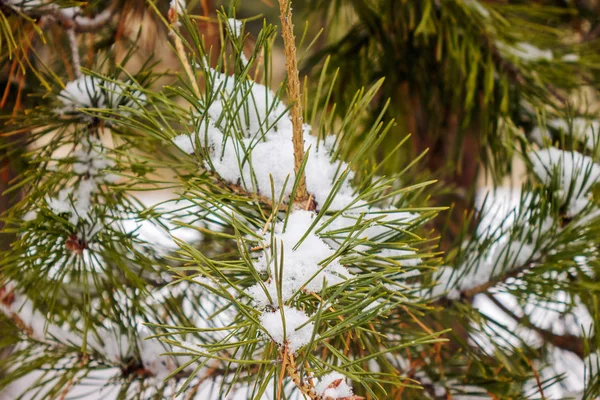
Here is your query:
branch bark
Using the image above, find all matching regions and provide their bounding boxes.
[278,0,308,203]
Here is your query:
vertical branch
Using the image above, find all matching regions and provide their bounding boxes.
[66,28,82,79]
[168,5,202,99]
[278,0,308,202]
[281,348,321,400]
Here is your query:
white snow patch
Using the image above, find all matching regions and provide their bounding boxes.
[247,210,353,308]
[563,54,580,62]
[171,69,356,210]
[315,372,354,399]
[496,41,553,62]
[59,74,146,110]
[530,147,600,216]
[227,18,243,38]
[260,306,314,351]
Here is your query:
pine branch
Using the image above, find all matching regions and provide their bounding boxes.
[278,0,308,203]
[486,294,585,358]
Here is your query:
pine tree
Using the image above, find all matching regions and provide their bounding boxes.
[0,1,598,400]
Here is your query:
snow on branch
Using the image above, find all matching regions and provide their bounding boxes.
[172,68,356,210]
[530,147,600,218]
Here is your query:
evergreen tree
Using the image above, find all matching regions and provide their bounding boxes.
[0,1,598,400]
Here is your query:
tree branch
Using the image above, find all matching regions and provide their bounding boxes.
[278,0,308,203]
[487,294,584,358]
[65,28,81,79]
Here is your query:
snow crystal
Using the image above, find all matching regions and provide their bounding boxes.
[496,41,553,62]
[259,306,314,351]
[315,372,354,399]
[530,147,600,216]
[247,210,353,308]
[171,69,356,210]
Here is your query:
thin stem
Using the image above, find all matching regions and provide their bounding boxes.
[278,0,308,202]
[281,348,321,400]
[168,5,202,99]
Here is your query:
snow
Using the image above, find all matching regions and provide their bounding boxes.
[496,41,553,62]
[172,133,196,154]
[530,147,600,216]
[169,0,186,14]
[227,18,243,38]
[586,352,599,383]
[259,306,314,352]
[563,54,580,62]
[471,293,591,398]
[138,328,177,379]
[429,188,551,299]
[172,69,357,210]
[314,372,354,399]
[4,0,41,10]
[540,118,600,150]
[247,210,353,308]
[59,74,146,111]
[46,137,117,226]
[60,6,80,18]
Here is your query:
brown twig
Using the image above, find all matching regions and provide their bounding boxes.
[168,4,202,99]
[487,294,584,359]
[277,0,308,203]
[281,348,321,400]
[436,258,540,306]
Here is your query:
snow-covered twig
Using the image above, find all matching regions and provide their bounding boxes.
[4,1,116,33]
[65,28,81,79]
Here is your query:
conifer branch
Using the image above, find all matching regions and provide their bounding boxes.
[277,0,308,203]
[436,257,542,305]
[487,294,585,358]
